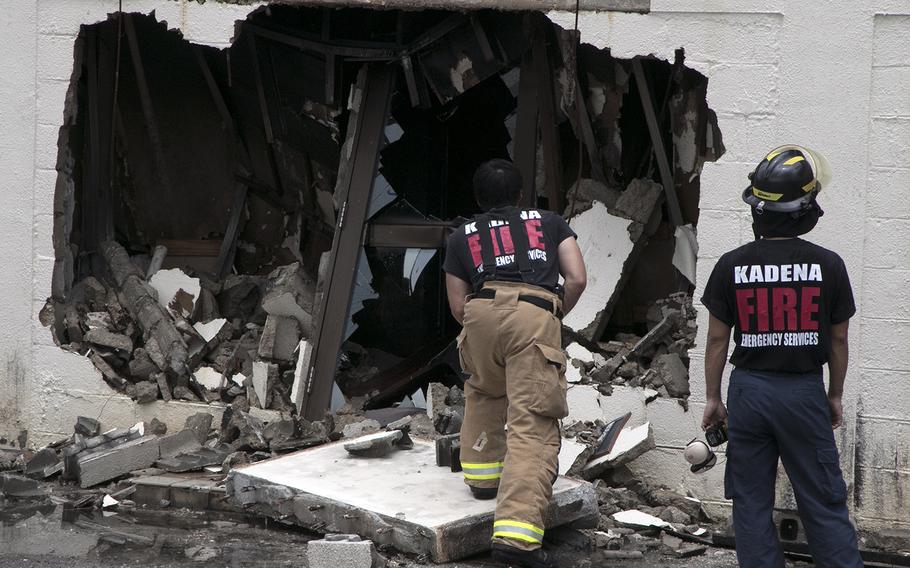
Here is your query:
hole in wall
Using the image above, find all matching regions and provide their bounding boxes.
[41,5,723,414]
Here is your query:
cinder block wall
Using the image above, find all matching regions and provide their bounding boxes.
[0,0,906,536]
[552,0,910,535]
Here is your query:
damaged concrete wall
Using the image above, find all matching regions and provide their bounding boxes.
[0,0,908,544]
[0,0,258,444]
[549,0,910,538]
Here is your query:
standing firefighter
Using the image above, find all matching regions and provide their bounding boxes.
[443,159,586,568]
[701,145,863,568]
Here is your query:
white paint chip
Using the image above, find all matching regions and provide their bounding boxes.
[149,268,200,319]
[558,438,588,475]
[193,318,228,343]
[611,509,669,529]
[194,367,223,391]
[290,340,314,414]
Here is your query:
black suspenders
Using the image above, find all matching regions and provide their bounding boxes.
[474,208,534,289]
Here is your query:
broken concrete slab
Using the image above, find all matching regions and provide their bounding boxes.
[291,340,315,414]
[157,447,232,473]
[77,435,161,488]
[582,422,654,480]
[344,431,402,458]
[558,437,589,476]
[613,178,663,225]
[563,202,636,340]
[251,361,278,410]
[307,535,375,568]
[258,315,300,361]
[341,419,381,439]
[227,439,598,562]
[149,268,201,320]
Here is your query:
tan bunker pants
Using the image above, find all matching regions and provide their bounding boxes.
[457,281,568,551]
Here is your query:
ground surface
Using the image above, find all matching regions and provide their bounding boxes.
[0,497,819,568]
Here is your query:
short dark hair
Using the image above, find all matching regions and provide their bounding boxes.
[473,159,522,211]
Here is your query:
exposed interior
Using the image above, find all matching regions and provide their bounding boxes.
[45,5,723,419]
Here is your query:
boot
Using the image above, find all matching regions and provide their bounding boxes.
[469,486,498,500]
[490,542,557,568]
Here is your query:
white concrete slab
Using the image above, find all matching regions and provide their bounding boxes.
[227,439,597,562]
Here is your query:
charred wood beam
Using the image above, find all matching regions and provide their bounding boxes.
[631,57,684,227]
[514,48,539,208]
[246,22,401,59]
[193,46,254,279]
[123,14,172,195]
[248,33,287,197]
[301,65,395,420]
[365,220,455,248]
[572,75,606,185]
[100,241,189,380]
[533,33,565,213]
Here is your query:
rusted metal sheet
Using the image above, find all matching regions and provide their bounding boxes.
[301,65,395,420]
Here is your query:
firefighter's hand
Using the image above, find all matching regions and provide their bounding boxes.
[701,398,728,430]
[828,394,844,429]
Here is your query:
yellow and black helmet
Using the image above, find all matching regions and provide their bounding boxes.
[742,145,831,215]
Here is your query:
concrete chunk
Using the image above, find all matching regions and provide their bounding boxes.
[77,436,161,488]
[258,315,300,361]
[308,536,374,568]
[291,340,315,414]
[344,431,402,458]
[251,361,278,409]
[84,329,133,353]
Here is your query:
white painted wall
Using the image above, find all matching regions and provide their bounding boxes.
[0,0,906,537]
[551,0,910,536]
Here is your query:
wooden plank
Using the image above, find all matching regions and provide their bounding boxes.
[301,65,395,420]
[631,57,683,227]
[533,33,564,213]
[513,48,538,208]
[123,14,172,193]
[156,239,224,257]
[213,184,248,279]
[573,75,606,184]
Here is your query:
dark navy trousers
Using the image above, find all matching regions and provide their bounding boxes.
[725,368,863,568]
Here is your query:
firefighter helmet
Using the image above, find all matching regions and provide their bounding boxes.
[742,145,831,215]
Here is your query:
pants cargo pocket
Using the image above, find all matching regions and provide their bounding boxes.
[528,344,569,419]
[457,331,475,377]
[817,448,848,503]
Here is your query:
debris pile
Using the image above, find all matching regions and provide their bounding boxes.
[564,292,698,400]
[48,248,320,413]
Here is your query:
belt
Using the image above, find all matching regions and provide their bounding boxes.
[471,288,564,319]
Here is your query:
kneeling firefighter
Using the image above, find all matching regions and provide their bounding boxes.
[443,159,587,568]
[700,145,863,567]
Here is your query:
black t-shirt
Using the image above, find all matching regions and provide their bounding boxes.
[443,207,577,292]
[700,238,856,373]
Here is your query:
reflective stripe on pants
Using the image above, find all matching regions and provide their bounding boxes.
[492,520,544,545]
[461,461,504,481]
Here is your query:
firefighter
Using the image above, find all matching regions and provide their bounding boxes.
[443,159,586,568]
[700,145,863,567]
